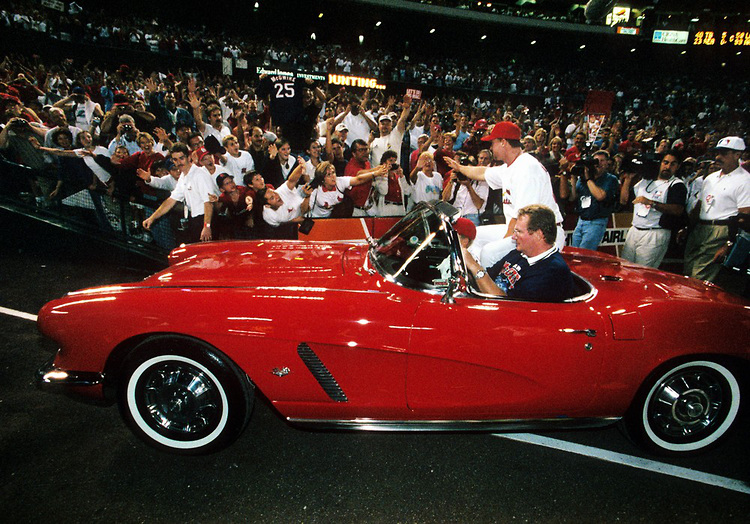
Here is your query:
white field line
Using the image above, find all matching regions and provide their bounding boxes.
[495,433,750,495]
[0,306,38,322]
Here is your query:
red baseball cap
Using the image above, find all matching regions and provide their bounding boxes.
[453,217,477,241]
[195,147,211,162]
[481,121,522,142]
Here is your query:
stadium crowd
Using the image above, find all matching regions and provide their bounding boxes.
[1,1,748,294]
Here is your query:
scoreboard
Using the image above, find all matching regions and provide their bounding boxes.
[692,30,750,46]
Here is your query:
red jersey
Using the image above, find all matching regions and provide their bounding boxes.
[345,157,372,207]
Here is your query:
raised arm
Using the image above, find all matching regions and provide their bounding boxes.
[443,156,487,181]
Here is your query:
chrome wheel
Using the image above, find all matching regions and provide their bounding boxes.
[118,337,253,455]
[631,360,741,455]
[131,355,227,442]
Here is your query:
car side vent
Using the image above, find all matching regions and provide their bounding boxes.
[600,275,623,281]
[297,343,348,403]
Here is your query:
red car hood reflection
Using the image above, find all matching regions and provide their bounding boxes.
[151,240,366,288]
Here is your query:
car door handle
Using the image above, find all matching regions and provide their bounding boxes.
[560,329,597,337]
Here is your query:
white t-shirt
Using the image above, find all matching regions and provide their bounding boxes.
[78,146,111,183]
[411,171,443,204]
[698,166,750,221]
[409,125,425,151]
[451,180,489,216]
[222,151,255,185]
[263,182,304,227]
[371,127,404,166]
[341,112,372,146]
[565,122,578,148]
[686,176,703,215]
[206,166,230,188]
[202,123,232,142]
[309,176,352,218]
[170,165,217,217]
[484,152,563,223]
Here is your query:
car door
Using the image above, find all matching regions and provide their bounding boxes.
[405,293,609,419]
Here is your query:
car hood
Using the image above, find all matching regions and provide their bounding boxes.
[145,240,368,288]
[564,249,747,305]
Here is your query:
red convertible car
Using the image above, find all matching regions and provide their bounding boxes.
[37,202,749,456]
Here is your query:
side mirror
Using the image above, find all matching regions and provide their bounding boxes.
[441,272,468,304]
[441,276,458,304]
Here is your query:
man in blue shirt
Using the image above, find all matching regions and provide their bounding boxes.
[463,204,576,302]
[560,149,620,251]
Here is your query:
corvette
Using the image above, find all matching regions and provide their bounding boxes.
[37,202,749,455]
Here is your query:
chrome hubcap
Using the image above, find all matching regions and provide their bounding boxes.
[649,369,724,441]
[143,363,221,435]
[672,389,710,423]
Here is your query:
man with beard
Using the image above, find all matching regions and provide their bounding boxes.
[620,150,686,268]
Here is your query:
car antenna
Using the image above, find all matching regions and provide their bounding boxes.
[360,218,376,247]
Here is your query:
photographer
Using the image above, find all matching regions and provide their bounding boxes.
[560,150,619,251]
[375,150,410,216]
[0,116,48,172]
[107,115,140,155]
[442,153,489,226]
[99,92,155,143]
[620,150,686,268]
[52,85,103,133]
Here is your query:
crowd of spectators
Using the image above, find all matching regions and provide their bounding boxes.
[0,1,748,292]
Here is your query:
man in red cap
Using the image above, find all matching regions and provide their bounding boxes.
[445,121,565,268]
[438,217,478,280]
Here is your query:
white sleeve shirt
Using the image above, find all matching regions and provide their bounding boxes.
[698,166,750,220]
[170,165,216,218]
[263,182,304,227]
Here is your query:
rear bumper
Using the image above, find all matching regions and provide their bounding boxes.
[36,354,104,389]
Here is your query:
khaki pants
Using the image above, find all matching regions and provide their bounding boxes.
[621,227,671,268]
[683,224,728,282]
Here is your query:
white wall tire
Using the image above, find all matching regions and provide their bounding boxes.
[624,360,741,455]
[118,338,253,455]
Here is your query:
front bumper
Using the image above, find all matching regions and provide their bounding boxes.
[36,354,104,389]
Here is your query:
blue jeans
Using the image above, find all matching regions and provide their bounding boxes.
[462,213,480,226]
[571,216,608,251]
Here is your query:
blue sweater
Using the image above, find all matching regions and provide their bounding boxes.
[488,249,576,302]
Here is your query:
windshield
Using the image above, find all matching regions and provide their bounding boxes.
[370,206,455,290]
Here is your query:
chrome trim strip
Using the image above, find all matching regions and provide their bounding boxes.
[35,355,103,389]
[286,417,620,432]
